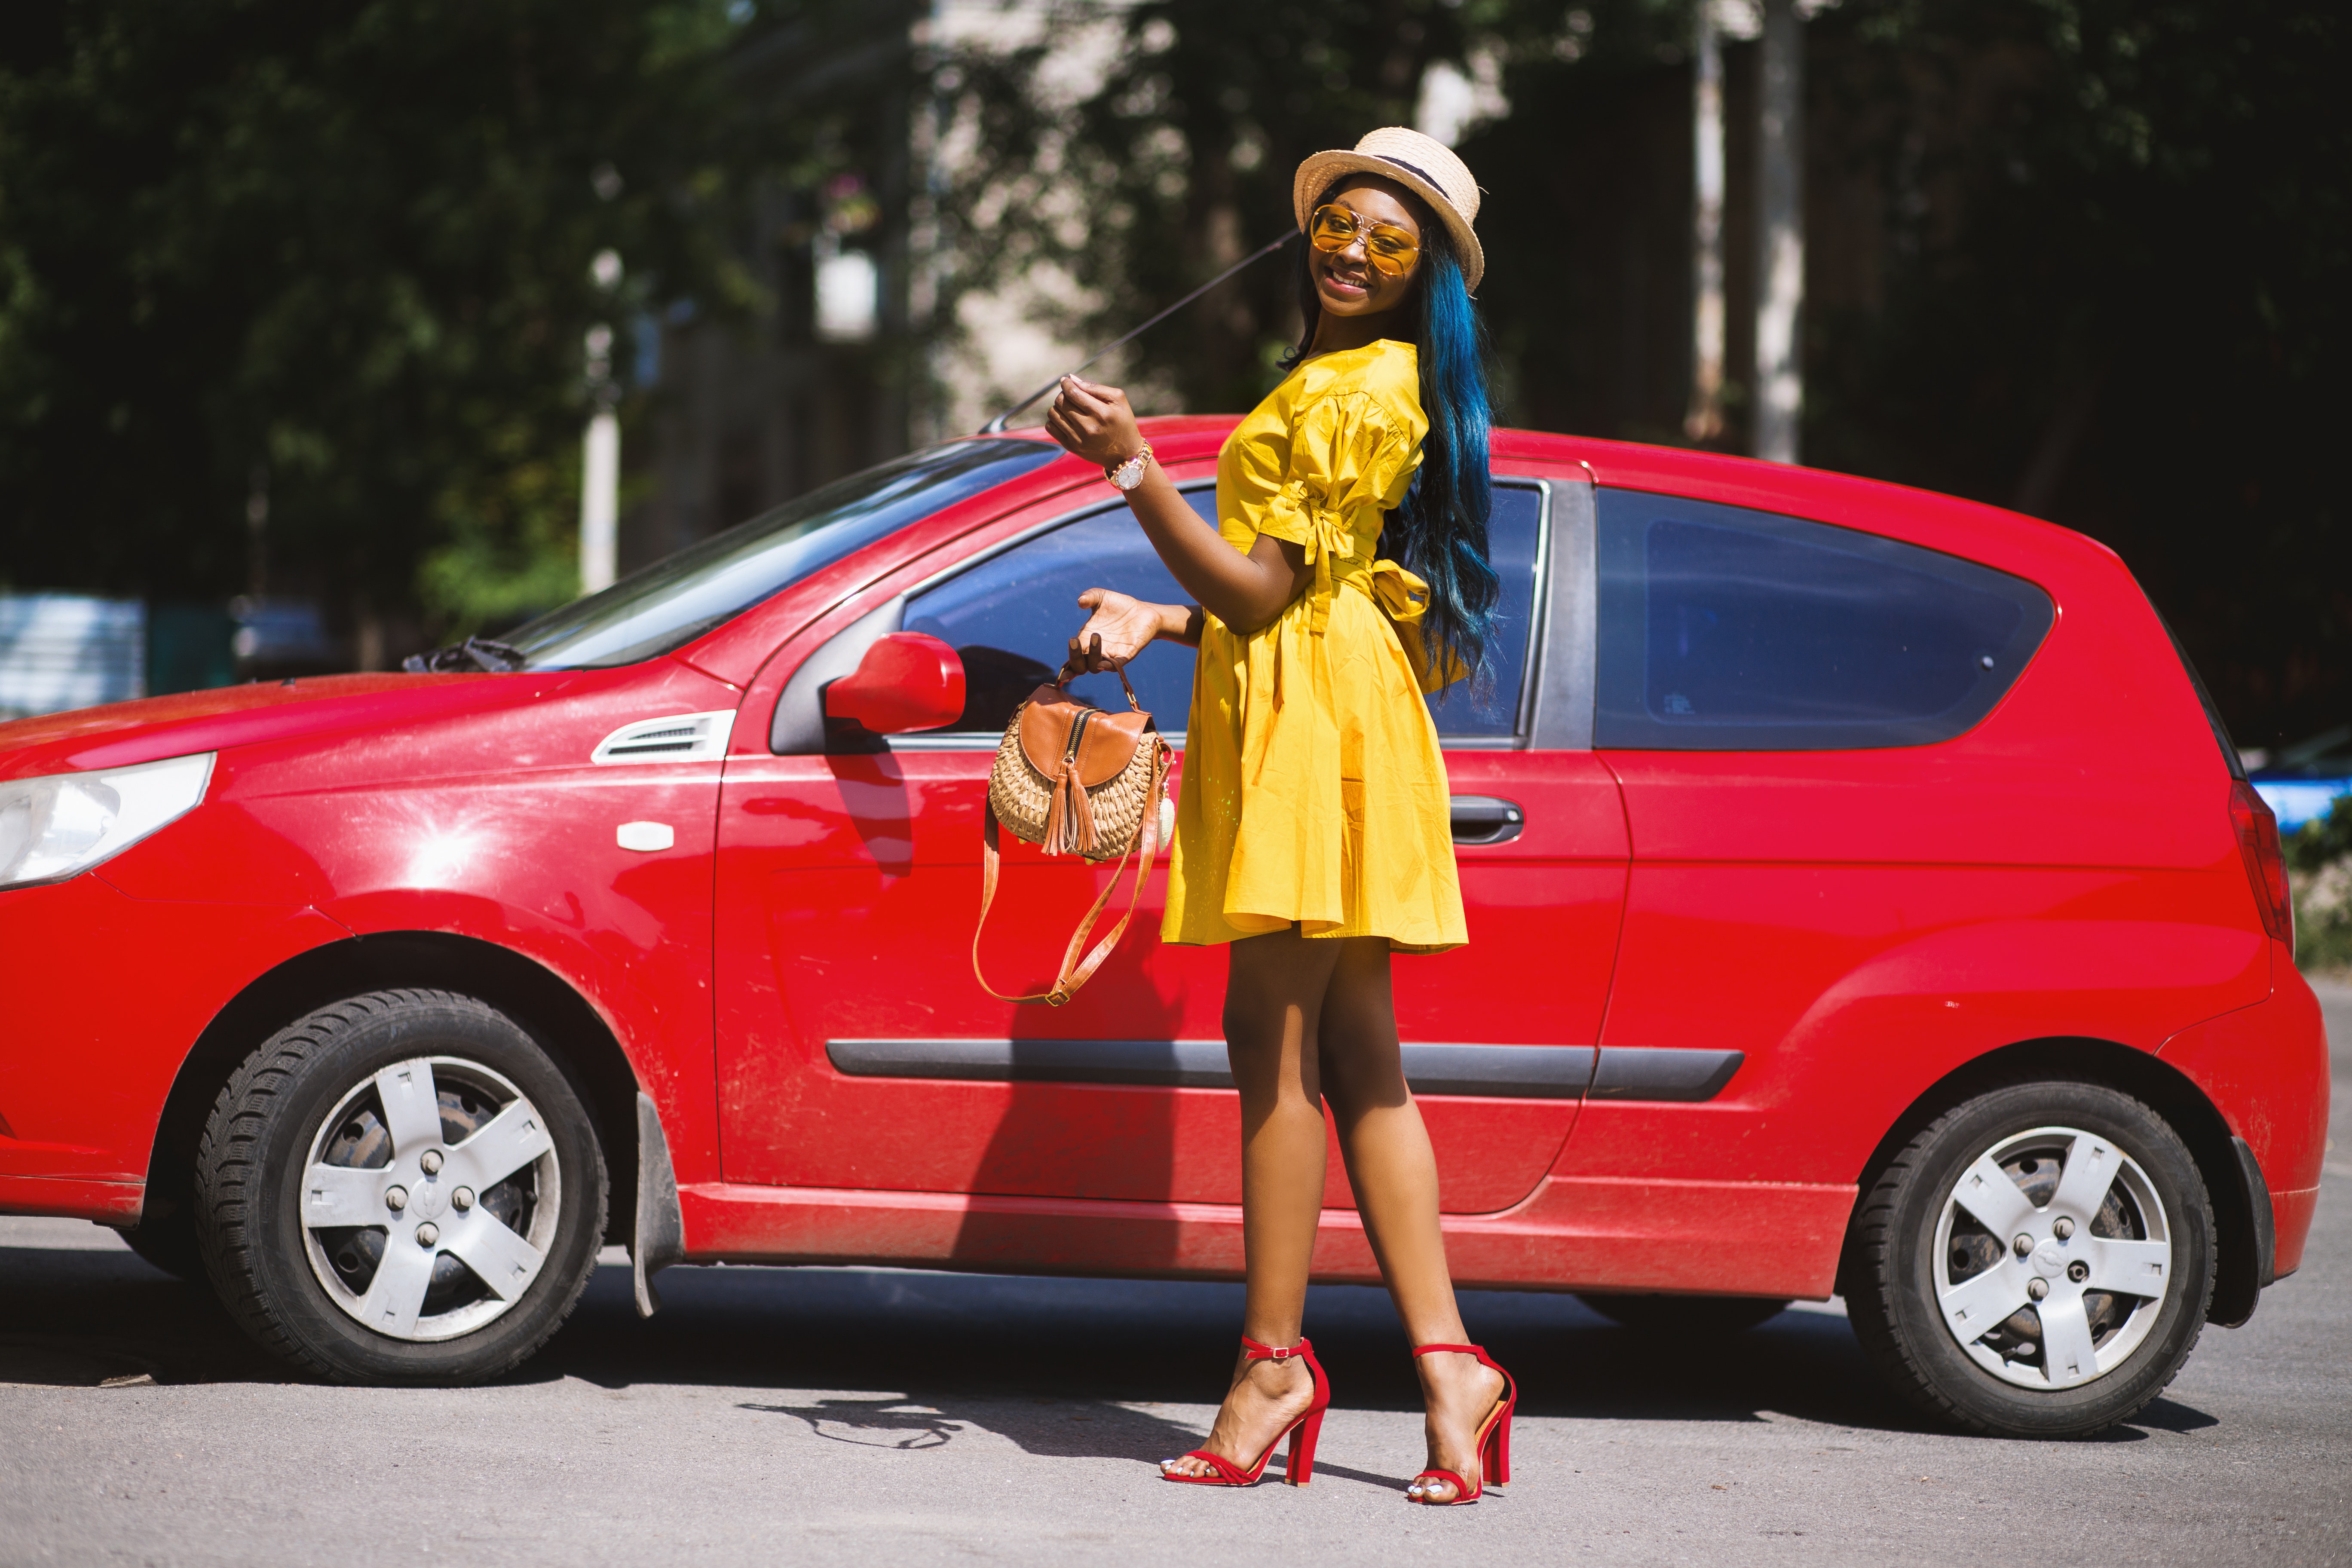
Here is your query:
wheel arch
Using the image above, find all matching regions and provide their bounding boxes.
[144,932,641,1247]
[1834,1035,2263,1327]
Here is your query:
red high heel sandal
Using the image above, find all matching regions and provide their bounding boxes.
[1405,1342,1516,1505]
[1161,1335,1332,1487]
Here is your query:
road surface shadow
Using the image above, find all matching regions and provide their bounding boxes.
[0,1234,2220,1450]
[0,1241,282,1385]
[730,1390,1413,1488]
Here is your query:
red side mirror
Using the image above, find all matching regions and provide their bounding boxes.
[824,632,966,735]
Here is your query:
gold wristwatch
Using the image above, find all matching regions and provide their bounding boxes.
[1106,443,1154,491]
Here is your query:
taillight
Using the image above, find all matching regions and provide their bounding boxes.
[2229,779,2294,945]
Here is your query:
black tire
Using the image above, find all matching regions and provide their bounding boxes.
[119,1207,205,1281]
[193,989,608,1384]
[1846,1081,2213,1439]
[1576,1292,1792,1336]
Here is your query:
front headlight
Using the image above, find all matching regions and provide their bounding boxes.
[0,753,215,890]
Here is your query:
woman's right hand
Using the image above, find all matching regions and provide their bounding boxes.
[1067,588,1182,673]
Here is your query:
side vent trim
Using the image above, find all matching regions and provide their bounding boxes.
[591,710,737,766]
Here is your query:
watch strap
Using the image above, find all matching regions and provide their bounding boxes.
[1106,442,1155,490]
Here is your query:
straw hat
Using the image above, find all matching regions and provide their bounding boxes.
[1292,127,1485,293]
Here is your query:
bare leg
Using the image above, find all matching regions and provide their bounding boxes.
[1317,937,1508,1502]
[1161,926,1335,1479]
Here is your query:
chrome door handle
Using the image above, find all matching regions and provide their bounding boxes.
[1449,795,1524,845]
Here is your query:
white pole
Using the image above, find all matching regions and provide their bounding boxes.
[1753,0,1805,465]
[1685,1,1726,443]
[580,319,618,594]
[580,409,619,594]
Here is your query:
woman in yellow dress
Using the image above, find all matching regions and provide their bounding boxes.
[1042,129,1515,1505]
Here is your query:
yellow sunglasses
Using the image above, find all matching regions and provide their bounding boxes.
[1308,203,1421,277]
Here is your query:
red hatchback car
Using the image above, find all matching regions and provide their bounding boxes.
[0,421,2326,1438]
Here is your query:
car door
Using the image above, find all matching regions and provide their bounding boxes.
[713,467,1626,1222]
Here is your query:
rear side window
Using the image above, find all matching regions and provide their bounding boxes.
[1596,490,2053,750]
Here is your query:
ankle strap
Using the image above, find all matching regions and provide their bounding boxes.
[1414,1342,1511,1388]
[1241,1334,1312,1362]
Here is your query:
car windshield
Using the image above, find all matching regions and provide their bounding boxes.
[495,437,1060,671]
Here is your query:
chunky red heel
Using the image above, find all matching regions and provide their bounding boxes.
[1161,1335,1332,1487]
[1405,1342,1516,1505]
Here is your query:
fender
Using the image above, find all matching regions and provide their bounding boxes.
[2158,970,2328,1280]
[85,658,741,1187]
[0,873,352,1220]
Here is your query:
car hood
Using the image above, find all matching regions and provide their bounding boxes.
[0,672,577,781]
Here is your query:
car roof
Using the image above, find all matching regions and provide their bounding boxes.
[1120,416,2129,589]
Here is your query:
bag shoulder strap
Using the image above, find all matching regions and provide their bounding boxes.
[973,741,1170,1006]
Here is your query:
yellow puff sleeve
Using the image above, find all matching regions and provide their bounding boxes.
[1251,390,1425,633]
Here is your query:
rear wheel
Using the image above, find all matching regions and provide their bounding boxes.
[1575,1293,1791,1336]
[1846,1081,2213,1438]
[194,989,607,1383]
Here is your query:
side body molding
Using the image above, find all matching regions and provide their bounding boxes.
[825,1038,1740,1104]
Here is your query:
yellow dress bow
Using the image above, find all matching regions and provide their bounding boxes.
[1368,558,1468,695]
[1265,479,1358,637]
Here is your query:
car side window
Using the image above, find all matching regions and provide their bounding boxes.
[1428,482,1544,740]
[1594,489,2054,750]
[905,491,1213,735]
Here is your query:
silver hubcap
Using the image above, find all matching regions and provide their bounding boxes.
[1932,1124,2174,1391]
[297,1056,561,1342]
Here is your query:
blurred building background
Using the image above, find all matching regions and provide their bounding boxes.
[623,0,928,576]
[1,0,2346,765]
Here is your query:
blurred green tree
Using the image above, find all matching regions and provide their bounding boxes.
[0,0,842,643]
[2288,796,2352,973]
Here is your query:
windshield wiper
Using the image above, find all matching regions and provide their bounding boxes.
[402,636,530,674]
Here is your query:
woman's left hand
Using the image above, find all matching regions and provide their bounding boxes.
[1044,376,1146,468]
[1066,588,1177,672]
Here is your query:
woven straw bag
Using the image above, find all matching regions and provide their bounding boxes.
[975,664,1172,1005]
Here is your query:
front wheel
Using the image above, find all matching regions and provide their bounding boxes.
[1846,1081,2214,1439]
[194,989,608,1383]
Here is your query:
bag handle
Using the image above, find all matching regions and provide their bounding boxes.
[1056,641,1146,713]
[973,741,1169,1006]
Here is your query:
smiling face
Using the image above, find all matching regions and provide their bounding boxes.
[1308,176,1424,320]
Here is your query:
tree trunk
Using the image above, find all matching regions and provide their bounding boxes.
[1752,0,1804,464]
[1685,2,1726,442]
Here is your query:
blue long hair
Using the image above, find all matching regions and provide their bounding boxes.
[1283,178,1499,691]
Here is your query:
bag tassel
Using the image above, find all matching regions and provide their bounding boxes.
[1065,767,1097,857]
[1043,763,1070,857]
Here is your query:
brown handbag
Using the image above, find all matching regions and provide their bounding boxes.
[974,663,1173,1006]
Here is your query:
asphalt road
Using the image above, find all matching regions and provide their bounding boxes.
[5,991,2348,1568]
